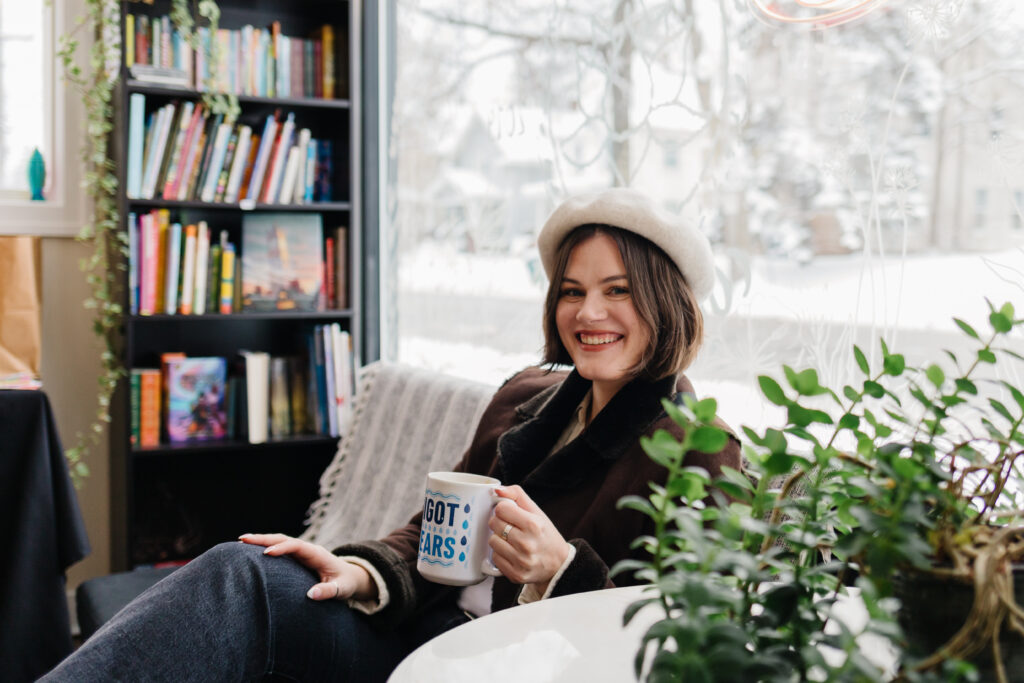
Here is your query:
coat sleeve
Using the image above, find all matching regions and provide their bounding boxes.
[330,368,552,627]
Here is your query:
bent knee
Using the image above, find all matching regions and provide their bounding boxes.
[194,541,265,570]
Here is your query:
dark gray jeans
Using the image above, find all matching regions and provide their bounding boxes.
[41,542,469,682]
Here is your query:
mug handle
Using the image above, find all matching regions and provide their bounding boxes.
[481,489,503,577]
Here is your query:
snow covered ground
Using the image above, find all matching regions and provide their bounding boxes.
[394,243,1024,431]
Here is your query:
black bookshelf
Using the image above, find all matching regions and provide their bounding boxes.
[110,0,371,571]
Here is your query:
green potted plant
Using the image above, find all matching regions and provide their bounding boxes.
[619,300,1023,682]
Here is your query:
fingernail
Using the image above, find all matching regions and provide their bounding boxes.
[263,546,273,554]
[307,586,320,599]
[238,534,249,540]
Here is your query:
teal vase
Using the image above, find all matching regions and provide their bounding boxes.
[28,148,45,201]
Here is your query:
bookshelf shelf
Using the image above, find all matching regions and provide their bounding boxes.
[124,81,353,110]
[111,0,367,571]
[129,310,354,322]
[133,434,339,456]
[126,198,353,212]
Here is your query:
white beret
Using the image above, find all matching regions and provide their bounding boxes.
[537,188,715,300]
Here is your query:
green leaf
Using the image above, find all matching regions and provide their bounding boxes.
[882,352,906,376]
[1002,381,1024,411]
[843,385,860,402]
[793,368,827,396]
[978,348,997,364]
[787,403,833,428]
[689,426,729,454]
[764,428,788,454]
[718,466,755,492]
[955,378,978,395]
[758,375,787,406]
[764,452,801,477]
[925,364,945,388]
[990,310,1013,333]
[989,399,1014,422]
[863,380,885,399]
[953,317,979,339]
[692,397,718,423]
[853,345,870,375]
[618,495,657,517]
[666,475,707,503]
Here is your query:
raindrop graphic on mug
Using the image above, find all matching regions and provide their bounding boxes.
[462,520,469,529]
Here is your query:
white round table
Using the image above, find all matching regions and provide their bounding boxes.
[388,584,897,682]
[388,585,659,683]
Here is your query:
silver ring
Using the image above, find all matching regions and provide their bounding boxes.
[330,581,340,599]
[500,523,513,541]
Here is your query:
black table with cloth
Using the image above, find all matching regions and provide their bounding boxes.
[0,390,90,682]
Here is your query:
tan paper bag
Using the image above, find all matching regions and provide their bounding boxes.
[0,237,42,378]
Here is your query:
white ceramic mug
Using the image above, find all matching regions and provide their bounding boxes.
[416,472,504,586]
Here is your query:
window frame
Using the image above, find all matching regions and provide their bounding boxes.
[0,0,86,237]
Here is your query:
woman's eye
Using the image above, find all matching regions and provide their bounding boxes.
[608,286,630,296]
[560,288,583,298]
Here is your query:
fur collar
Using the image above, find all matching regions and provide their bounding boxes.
[495,369,678,503]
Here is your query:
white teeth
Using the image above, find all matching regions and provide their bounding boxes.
[579,334,621,345]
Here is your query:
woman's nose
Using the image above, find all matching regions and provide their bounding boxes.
[576,293,607,322]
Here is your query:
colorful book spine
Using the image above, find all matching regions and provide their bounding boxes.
[138,368,162,447]
[224,125,252,203]
[176,108,209,200]
[314,139,332,202]
[278,146,302,206]
[128,212,139,315]
[154,209,171,313]
[129,369,141,446]
[164,222,183,314]
[179,224,198,314]
[200,121,232,203]
[246,114,278,203]
[140,103,173,199]
[321,25,335,99]
[206,243,222,314]
[214,126,240,202]
[320,325,338,436]
[304,139,316,203]
[334,225,348,309]
[324,236,335,309]
[160,100,195,199]
[292,128,311,204]
[193,221,210,315]
[219,242,236,314]
[125,14,135,68]
[127,93,146,198]
[262,112,295,203]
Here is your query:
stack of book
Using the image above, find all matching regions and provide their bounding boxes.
[128,213,239,316]
[125,13,343,99]
[126,95,333,204]
[128,212,349,317]
[130,329,355,448]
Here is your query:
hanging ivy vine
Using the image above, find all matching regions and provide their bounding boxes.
[57,0,234,487]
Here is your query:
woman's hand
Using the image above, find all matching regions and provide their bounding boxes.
[487,486,570,592]
[239,533,378,602]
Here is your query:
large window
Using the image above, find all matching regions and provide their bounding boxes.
[0,0,47,197]
[381,0,1024,429]
[0,0,84,237]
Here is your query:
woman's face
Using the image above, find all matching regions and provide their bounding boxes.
[555,233,650,396]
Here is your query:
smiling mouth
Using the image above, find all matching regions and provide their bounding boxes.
[577,333,623,346]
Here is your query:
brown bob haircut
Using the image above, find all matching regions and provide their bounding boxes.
[541,224,704,381]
